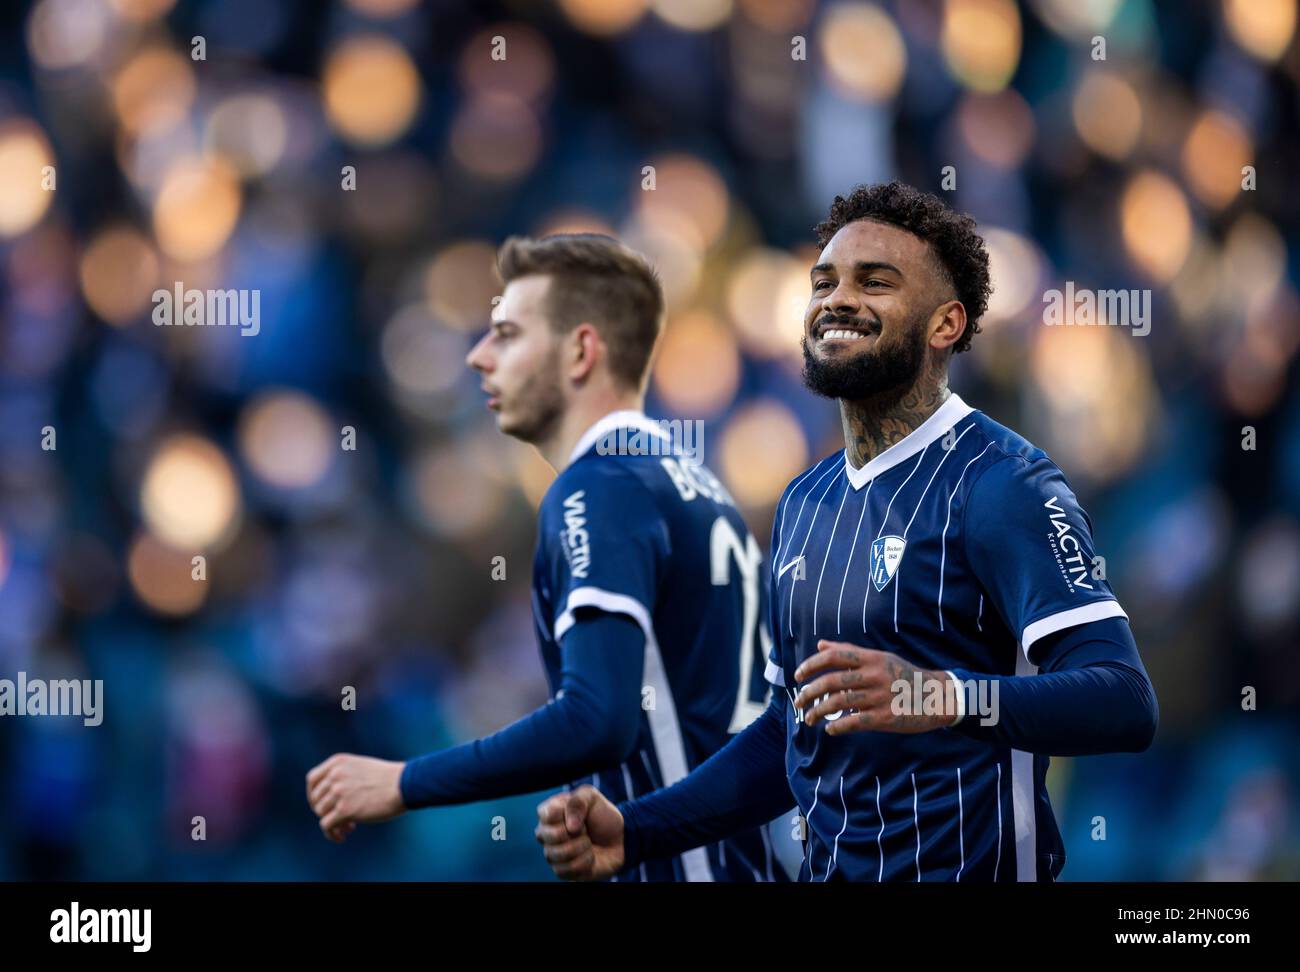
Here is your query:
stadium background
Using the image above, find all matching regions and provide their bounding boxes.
[0,0,1297,880]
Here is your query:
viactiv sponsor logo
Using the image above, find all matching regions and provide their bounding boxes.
[1044,495,1094,591]
[561,490,590,579]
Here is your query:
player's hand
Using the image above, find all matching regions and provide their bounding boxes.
[306,753,407,842]
[535,786,625,881]
[793,640,959,735]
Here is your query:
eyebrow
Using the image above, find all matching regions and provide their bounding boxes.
[810,260,903,279]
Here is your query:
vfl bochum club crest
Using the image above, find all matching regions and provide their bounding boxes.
[870,536,907,592]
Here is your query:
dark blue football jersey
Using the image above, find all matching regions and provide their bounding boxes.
[533,411,784,881]
[765,394,1127,881]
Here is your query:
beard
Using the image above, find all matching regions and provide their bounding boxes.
[801,310,929,402]
[498,352,566,445]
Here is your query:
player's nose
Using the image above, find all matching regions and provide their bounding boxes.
[823,281,862,316]
[466,334,492,372]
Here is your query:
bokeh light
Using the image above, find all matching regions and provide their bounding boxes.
[459,24,555,104]
[652,311,742,417]
[382,304,473,409]
[152,157,242,262]
[140,435,242,550]
[1030,0,1122,37]
[127,531,209,616]
[1121,170,1192,283]
[1073,71,1142,160]
[1223,0,1296,62]
[449,93,542,182]
[411,445,510,538]
[238,392,335,491]
[1030,322,1158,480]
[109,0,176,21]
[718,400,809,507]
[323,35,422,146]
[941,0,1022,93]
[425,241,499,332]
[558,0,648,35]
[652,0,732,31]
[1182,109,1252,210]
[26,0,111,70]
[982,228,1043,321]
[78,225,160,325]
[0,120,55,237]
[634,154,731,252]
[818,4,906,103]
[111,46,196,136]
[958,90,1035,168]
[726,248,808,359]
[205,95,289,178]
[344,0,421,16]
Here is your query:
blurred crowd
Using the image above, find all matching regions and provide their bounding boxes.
[0,0,1297,880]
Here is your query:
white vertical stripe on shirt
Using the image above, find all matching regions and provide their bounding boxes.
[1011,649,1039,882]
[836,477,874,634]
[863,448,930,631]
[805,775,822,880]
[912,772,922,881]
[825,775,848,881]
[995,762,1003,881]
[893,423,976,632]
[812,479,852,635]
[789,469,845,636]
[775,458,841,568]
[936,443,996,632]
[876,776,885,882]
[955,767,965,882]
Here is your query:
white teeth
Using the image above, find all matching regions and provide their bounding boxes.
[821,329,865,341]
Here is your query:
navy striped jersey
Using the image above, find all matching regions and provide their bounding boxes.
[765,394,1127,881]
[533,411,784,882]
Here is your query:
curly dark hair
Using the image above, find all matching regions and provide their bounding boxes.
[813,182,991,354]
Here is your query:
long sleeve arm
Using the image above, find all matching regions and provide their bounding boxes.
[399,611,645,809]
[947,616,1158,756]
[620,689,793,868]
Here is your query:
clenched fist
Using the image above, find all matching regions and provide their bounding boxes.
[306,753,407,843]
[535,786,626,881]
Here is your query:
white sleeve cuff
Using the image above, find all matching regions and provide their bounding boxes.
[945,670,965,727]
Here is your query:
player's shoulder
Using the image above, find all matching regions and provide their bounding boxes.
[960,407,1082,510]
[541,451,663,521]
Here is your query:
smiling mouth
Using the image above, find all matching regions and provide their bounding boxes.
[815,322,878,343]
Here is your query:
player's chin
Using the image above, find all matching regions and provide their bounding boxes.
[494,409,523,436]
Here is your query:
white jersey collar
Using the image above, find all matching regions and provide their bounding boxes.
[568,409,671,465]
[844,393,975,491]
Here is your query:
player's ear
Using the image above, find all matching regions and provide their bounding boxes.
[568,322,602,382]
[929,300,967,352]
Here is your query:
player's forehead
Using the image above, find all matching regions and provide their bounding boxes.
[494,274,551,322]
[814,218,931,278]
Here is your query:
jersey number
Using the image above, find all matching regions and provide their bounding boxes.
[710,516,772,732]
